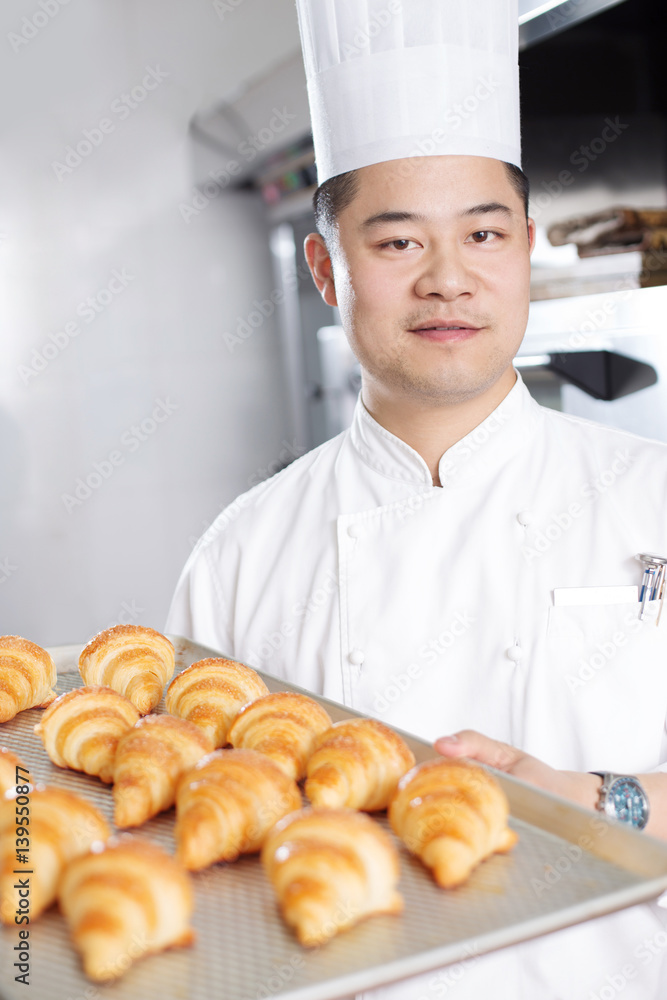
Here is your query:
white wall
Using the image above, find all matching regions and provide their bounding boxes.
[0,0,305,646]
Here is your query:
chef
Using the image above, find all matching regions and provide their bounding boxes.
[167,1,667,996]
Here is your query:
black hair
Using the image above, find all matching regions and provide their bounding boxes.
[312,161,530,247]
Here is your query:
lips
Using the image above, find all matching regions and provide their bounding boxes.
[410,320,480,332]
[409,320,482,343]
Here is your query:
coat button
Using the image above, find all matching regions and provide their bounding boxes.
[347,523,365,539]
[505,644,523,663]
[516,510,533,527]
[348,648,365,666]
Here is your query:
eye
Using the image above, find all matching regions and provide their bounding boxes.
[379,239,419,251]
[467,230,501,244]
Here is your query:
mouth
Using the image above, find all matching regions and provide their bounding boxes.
[408,320,482,343]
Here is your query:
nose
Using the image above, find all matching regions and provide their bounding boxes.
[413,245,476,300]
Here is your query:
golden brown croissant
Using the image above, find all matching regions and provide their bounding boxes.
[0,635,57,723]
[112,714,213,828]
[227,692,332,780]
[305,717,415,811]
[58,836,194,982]
[34,686,140,783]
[0,785,109,924]
[78,625,175,715]
[0,747,27,795]
[261,806,403,946]
[389,758,518,889]
[165,657,269,748]
[174,748,302,870]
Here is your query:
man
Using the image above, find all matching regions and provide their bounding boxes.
[167,2,667,996]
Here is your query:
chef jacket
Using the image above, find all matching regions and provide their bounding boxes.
[167,371,667,999]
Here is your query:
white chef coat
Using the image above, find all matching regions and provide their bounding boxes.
[167,371,667,999]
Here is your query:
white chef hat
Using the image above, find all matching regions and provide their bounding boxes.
[295,0,521,186]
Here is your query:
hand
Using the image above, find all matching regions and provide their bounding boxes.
[434,730,599,810]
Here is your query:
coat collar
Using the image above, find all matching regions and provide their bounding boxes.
[349,371,544,489]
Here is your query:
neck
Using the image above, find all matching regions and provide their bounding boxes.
[361,368,517,487]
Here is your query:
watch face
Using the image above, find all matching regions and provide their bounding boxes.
[606,777,648,829]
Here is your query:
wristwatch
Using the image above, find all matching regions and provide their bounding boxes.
[591,772,650,830]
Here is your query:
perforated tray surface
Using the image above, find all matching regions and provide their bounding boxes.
[2,637,667,1000]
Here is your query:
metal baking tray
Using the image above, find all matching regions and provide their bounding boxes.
[2,635,667,1000]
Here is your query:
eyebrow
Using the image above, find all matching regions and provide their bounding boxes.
[359,203,515,231]
[360,211,427,231]
[462,202,514,218]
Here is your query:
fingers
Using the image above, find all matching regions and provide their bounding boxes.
[434,730,522,772]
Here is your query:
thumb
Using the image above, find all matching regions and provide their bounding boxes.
[434,729,521,771]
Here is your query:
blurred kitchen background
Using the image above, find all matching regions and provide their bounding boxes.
[1,0,665,646]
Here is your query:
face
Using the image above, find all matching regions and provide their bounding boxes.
[307,155,535,409]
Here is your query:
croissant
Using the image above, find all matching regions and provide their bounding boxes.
[261,806,403,946]
[305,718,415,811]
[58,836,194,982]
[78,625,175,715]
[165,657,269,748]
[227,692,332,780]
[0,635,57,723]
[34,686,140,783]
[0,747,26,795]
[0,785,109,924]
[174,748,302,870]
[388,758,518,889]
[112,714,213,828]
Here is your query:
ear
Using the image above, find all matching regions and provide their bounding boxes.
[304,233,338,308]
[527,217,537,255]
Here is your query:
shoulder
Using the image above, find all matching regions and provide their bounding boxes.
[538,406,667,512]
[167,429,349,644]
[540,404,667,458]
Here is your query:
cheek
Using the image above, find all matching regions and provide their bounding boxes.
[490,254,531,305]
[349,265,404,318]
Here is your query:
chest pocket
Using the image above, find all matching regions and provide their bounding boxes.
[544,600,667,770]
